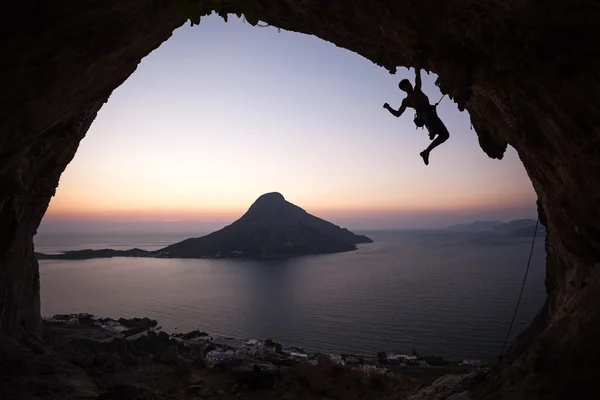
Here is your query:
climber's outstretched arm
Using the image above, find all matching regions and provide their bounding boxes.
[383,100,407,118]
[414,68,422,91]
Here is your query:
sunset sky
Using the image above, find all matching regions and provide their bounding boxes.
[40,14,536,233]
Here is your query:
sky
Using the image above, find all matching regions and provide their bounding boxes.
[39,14,537,234]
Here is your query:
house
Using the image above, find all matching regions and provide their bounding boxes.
[329,354,344,365]
[398,355,418,365]
[224,349,236,357]
[386,354,402,365]
[45,314,80,325]
[239,340,264,357]
[205,350,234,367]
[345,356,360,364]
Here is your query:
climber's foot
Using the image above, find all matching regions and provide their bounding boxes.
[420,151,430,165]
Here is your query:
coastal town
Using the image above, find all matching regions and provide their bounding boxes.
[45,313,484,381]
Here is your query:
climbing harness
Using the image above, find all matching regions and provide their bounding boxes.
[498,216,540,357]
[413,94,446,129]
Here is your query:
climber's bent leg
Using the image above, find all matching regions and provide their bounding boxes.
[424,129,449,153]
[420,121,450,166]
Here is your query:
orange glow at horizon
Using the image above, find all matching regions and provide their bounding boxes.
[45,189,534,222]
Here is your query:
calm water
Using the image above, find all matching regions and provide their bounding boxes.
[36,230,546,362]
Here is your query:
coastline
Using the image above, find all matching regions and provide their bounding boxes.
[45,313,486,370]
[33,312,490,400]
[34,245,364,261]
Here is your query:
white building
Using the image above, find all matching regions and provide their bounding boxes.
[205,349,234,367]
[386,354,402,364]
[462,359,482,367]
[345,356,360,364]
[398,354,417,361]
[329,354,345,365]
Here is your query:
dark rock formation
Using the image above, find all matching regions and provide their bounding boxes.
[230,362,279,389]
[98,384,164,400]
[1,1,600,399]
[36,192,372,260]
[0,335,100,400]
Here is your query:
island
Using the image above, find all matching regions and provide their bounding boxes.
[36,192,373,260]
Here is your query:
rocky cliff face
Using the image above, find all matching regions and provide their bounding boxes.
[1,1,599,398]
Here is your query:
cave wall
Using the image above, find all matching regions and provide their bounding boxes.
[0,100,106,336]
[1,0,600,397]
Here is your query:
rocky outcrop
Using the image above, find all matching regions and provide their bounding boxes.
[0,336,100,400]
[1,0,600,399]
[0,100,105,338]
[404,374,472,400]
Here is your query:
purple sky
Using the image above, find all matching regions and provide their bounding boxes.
[39,14,536,233]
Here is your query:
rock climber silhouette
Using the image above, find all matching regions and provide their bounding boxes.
[383,68,450,165]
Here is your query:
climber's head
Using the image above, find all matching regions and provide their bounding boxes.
[399,79,413,92]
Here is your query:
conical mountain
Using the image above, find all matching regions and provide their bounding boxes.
[160,192,373,259]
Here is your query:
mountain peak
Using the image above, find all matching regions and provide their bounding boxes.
[245,192,293,216]
[160,193,373,259]
[254,192,286,203]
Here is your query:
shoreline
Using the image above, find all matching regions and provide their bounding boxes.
[44,313,486,371]
[32,312,492,400]
[34,244,365,261]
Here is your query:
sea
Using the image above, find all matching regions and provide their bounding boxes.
[35,230,546,363]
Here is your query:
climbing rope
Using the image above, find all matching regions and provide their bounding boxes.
[498,216,540,356]
[434,94,446,108]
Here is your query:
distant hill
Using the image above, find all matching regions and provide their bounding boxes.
[447,219,545,237]
[493,219,546,237]
[36,192,373,260]
[447,220,504,232]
